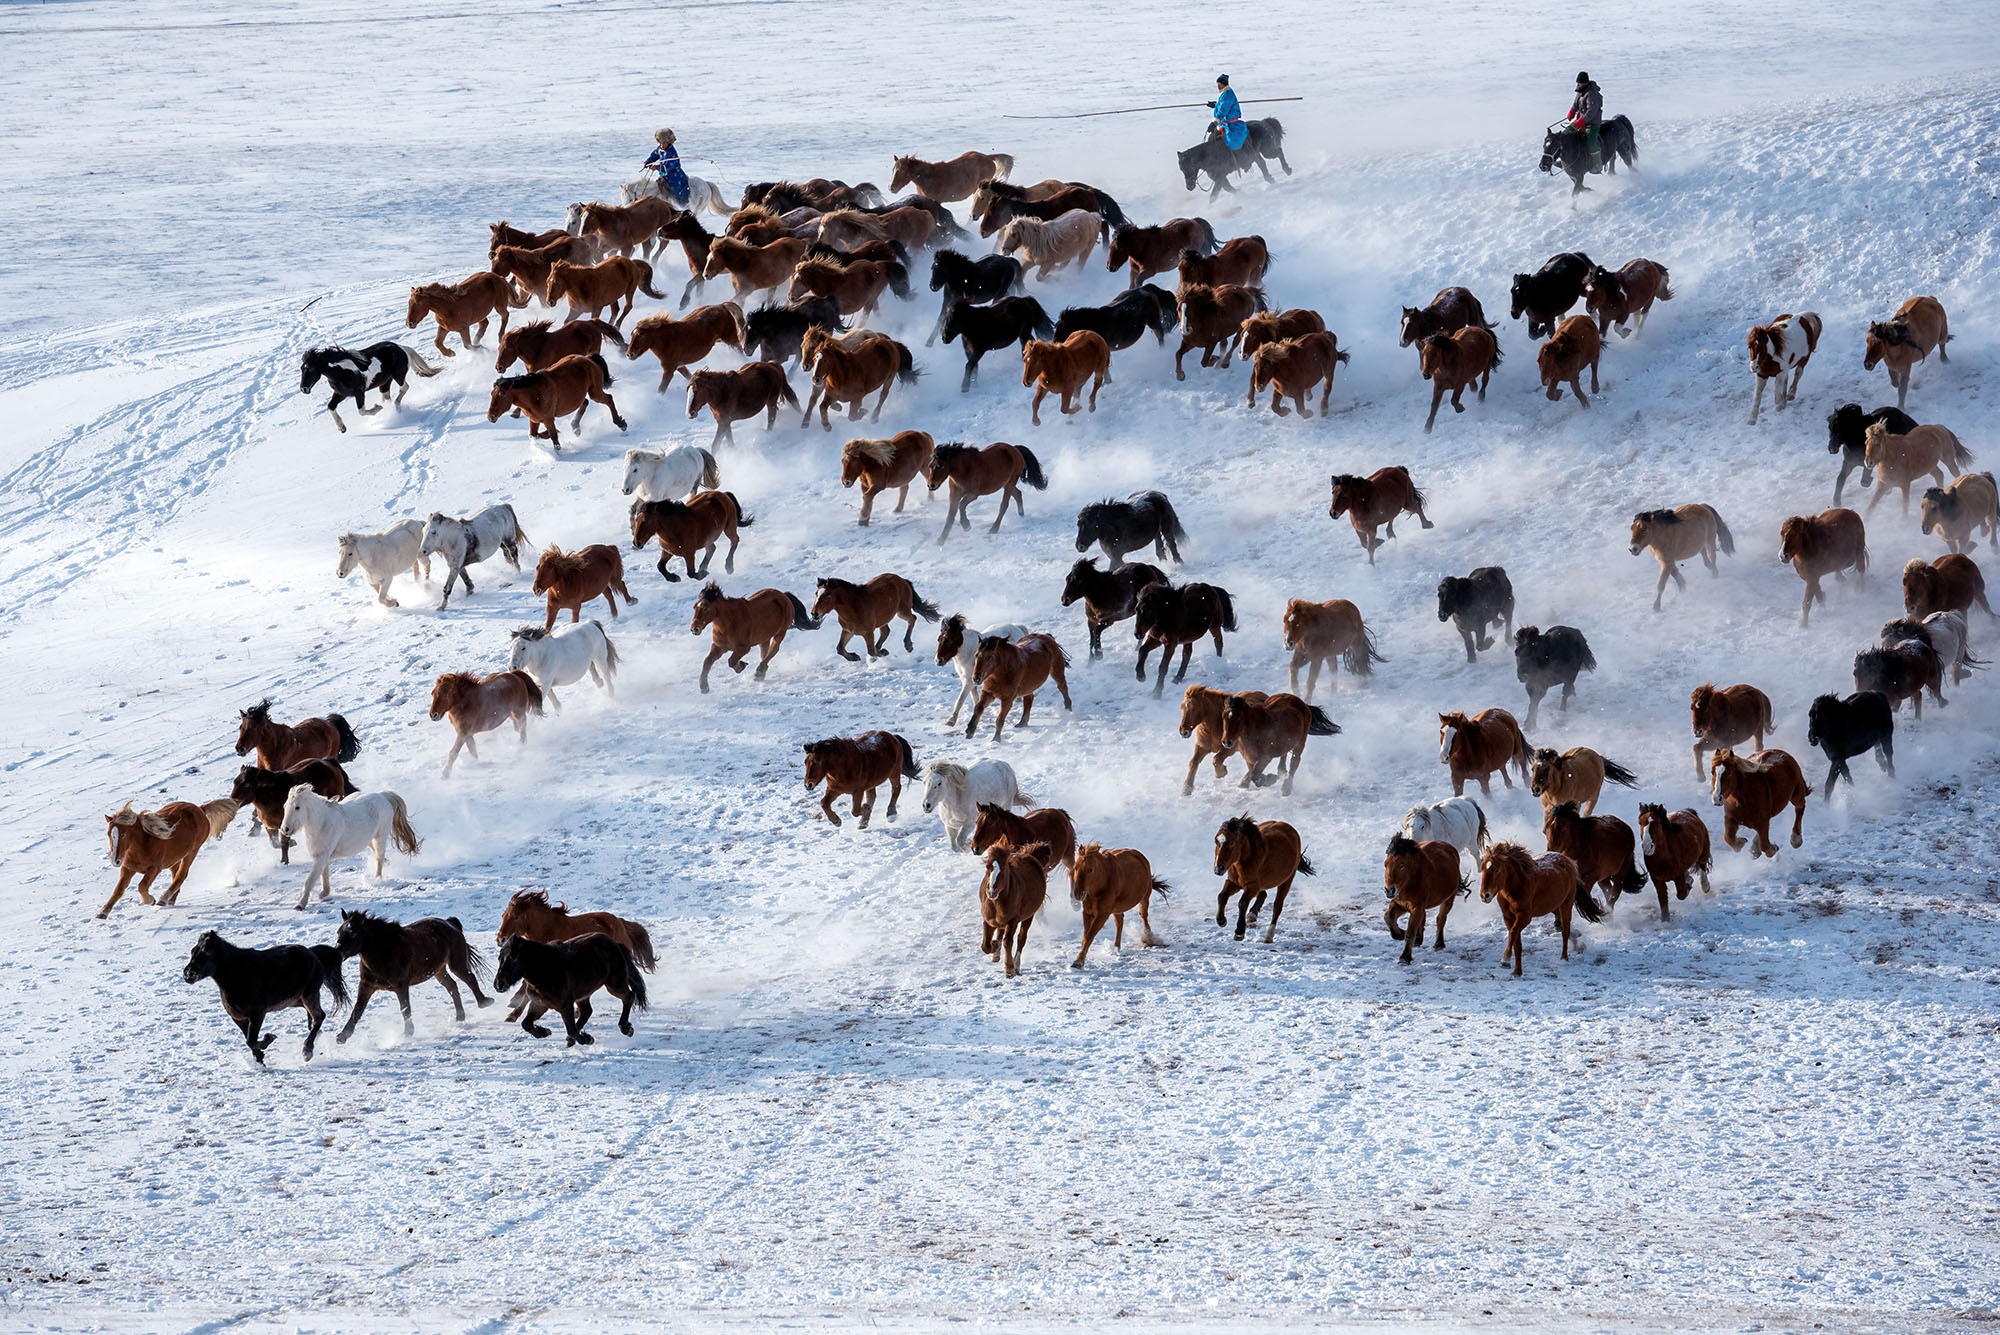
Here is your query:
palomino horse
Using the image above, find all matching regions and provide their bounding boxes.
[811,574,941,660]
[996,211,1099,278]
[99,800,239,918]
[1249,332,1347,417]
[621,444,721,503]
[1398,287,1492,354]
[1826,403,1916,507]
[1222,694,1339,796]
[1177,684,1263,795]
[1807,691,1896,799]
[1107,218,1218,285]
[1021,331,1110,424]
[1135,583,1237,696]
[491,935,648,1046]
[1780,508,1867,627]
[938,616,1031,726]
[547,256,667,327]
[1328,468,1433,564]
[630,490,750,582]
[1436,567,1514,663]
[686,362,799,447]
[236,699,360,770]
[486,353,627,451]
[1175,283,1267,378]
[333,910,492,1043]
[182,931,349,1064]
[1636,804,1713,921]
[1708,748,1810,857]
[1746,311,1822,425]
[920,760,1028,852]
[1862,419,1974,516]
[1282,598,1385,698]
[690,582,821,693]
[1478,843,1593,977]
[1438,709,1529,797]
[428,671,544,778]
[1074,492,1186,570]
[1629,505,1735,611]
[803,731,918,828]
[1690,683,1774,781]
[971,801,1078,874]
[278,788,421,910]
[406,271,524,355]
[1070,843,1171,966]
[1865,296,1950,410]
[1178,236,1271,290]
[533,544,633,629]
[800,327,918,429]
[496,318,625,373]
[842,431,935,526]
[966,633,1073,741]
[1921,473,2000,553]
[1582,259,1672,337]
[1064,558,1168,660]
[1213,816,1312,944]
[1543,801,1646,917]
[231,759,355,863]
[1528,746,1637,817]
[627,303,746,388]
[981,841,1058,977]
[925,441,1048,544]
[891,150,1015,200]
[1538,315,1601,408]
[1382,835,1465,965]
[1239,307,1325,362]
[1903,553,1994,619]
[1418,327,1501,432]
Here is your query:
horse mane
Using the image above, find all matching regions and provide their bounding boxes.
[697,581,724,603]
[494,371,544,391]
[925,760,968,789]
[510,888,558,912]
[930,442,974,468]
[844,436,898,466]
[1634,508,1681,526]
[1483,841,1535,878]
[734,202,782,225]
[513,319,553,337]
[244,699,272,722]
[816,575,865,597]
[510,625,550,642]
[1384,833,1421,858]
[1329,473,1366,490]
[1438,710,1472,728]
[1219,813,1262,848]
[536,545,590,576]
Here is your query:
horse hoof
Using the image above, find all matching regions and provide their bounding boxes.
[620,1022,634,1036]
[576,1032,595,1045]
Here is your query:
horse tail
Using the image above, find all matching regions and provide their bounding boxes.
[612,943,648,1010]
[1472,801,1490,850]
[1654,265,1674,301]
[1707,506,1735,555]
[1215,586,1238,633]
[1344,624,1388,676]
[1948,431,1976,472]
[1621,857,1648,894]
[991,153,1015,180]
[503,503,531,550]
[1601,758,1639,788]
[1026,299,1056,342]
[625,920,658,972]
[1149,876,1173,896]
[405,349,442,377]
[909,590,942,623]
[1294,854,1317,878]
[893,733,919,781]
[1016,445,1049,491]
[329,714,361,763]
[601,629,620,678]
[590,318,628,350]
[453,928,491,986]
[776,374,802,409]
[1573,881,1606,923]
[516,673,546,715]
[1093,190,1128,238]
[635,261,667,300]
[786,591,822,631]
[724,491,754,529]
[894,342,920,386]
[384,793,422,855]
[1194,217,1219,255]
[697,447,721,489]
[1304,704,1341,737]
[1759,694,1777,735]
[310,945,350,1011]
[588,352,614,386]
[1158,495,1190,548]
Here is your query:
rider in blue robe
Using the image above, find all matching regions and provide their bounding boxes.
[1208,75,1247,151]
[641,128,690,205]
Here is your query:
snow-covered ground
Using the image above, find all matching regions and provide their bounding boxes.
[6,2,2000,1330]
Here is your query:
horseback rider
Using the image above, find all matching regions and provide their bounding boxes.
[641,127,691,206]
[1207,74,1247,151]
[1565,72,1603,167]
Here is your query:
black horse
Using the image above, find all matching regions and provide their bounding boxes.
[1177,119,1292,198]
[1538,115,1638,195]
[927,250,1025,346]
[1135,582,1237,697]
[1075,491,1188,570]
[1509,253,1595,339]
[1826,403,1919,508]
[1061,558,1169,660]
[1513,624,1595,728]
[183,930,349,1064]
[1436,567,1515,663]
[1054,285,1180,366]
[300,343,439,433]
[940,295,1054,391]
[744,296,846,366]
[1806,691,1895,798]
[491,934,649,1047]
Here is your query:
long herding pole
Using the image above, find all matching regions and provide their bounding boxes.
[1003,96,1303,122]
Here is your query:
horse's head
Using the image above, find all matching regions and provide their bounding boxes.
[1281,599,1312,652]
[300,350,325,393]
[971,634,1011,684]
[1708,749,1741,807]
[1072,504,1109,553]
[801,740,835,791]
[1435,578,1464,623]
[234,700,271,756]
[1827,403,1864,456]
[1416,334,1452,382]
[1861,420,1895,469]
[925,444,964,493]
[1864,321,1900,369]
[1538,130,1559,173]
[1636,802,1669,854]
[1397,308,1424,348]
[405,288,425,328]
[969,802,1011,857]
[334,533,361,579]
[919,762,955,814]
[1508,275,1531,320]
[1177,147,1199,192]
[1541,799,1583,848]
[182,930,224,984]
[506,627,542,673]
[690,582,723,634]
[1059,559,1097,608]
[1920,487,1950,536]
[808,578,839,622]
[685,372,716,420]
[1629,510,1668,555]
[1778,516,1808,566]
[489,936,527,994]
[1806,693,1844,751]
[889,157,915,194]
[1214,814,1259,876]
[1178,684,1217,739]
[1512,627,1543,681]
[1904,558,1938,616]
[1382,834,1424,899]
[1529,748,1559,796]
[1477,844,1520,904]
[531,546,564,595]
[1327,474,1362,519]
[1220,696,1251,746]
[1438,712,1469,765]
[428,673,469,721]
[277,785,314,840]
[228,766,260,804]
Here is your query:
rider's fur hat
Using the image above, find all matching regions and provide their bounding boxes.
[1575,71,1590,85]
[1215,74,1229,86]
[655,127,676,145]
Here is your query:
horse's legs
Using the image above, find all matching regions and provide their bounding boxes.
[964,689,994,740]
[1425,384,1444,433]
[1748,376,1767,426]
[1072,910,1108,969]
[1281,747,1302,796]
[1030,385,1048,426]
[1305,657,1323,699]
[856,785,875,829]
[937,495,959,546]
[990,693,1012,742]
[900,611,916,654]
[557,1001,590,1047]
[1183,744,1210,796]
[1721,815,1746,853]
[989,486,1013,533]
[1400,903,1425,963]
[834,629,859,662]
[1570,375,1590,409]
[441,731,466,779]
[1790,795,1807,849]
[436,970,467,1023]
[1173,642,1194,685]
[1211,623,1227,657]
[884,770,902,821]
[872,382,892,422]
[753,631,784,681]
[1800,578,1817,628]
[690,543,713,578]
[96,868,139,919]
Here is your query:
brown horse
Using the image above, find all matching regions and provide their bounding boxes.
[1529,746,1637,817]
[1177,235,1270,290]
[1780,509,1868,627]
[701,235,809,305]
[1177,684,1262,795]
[925,441,1048,544]
[1382,835,1466,964]
[1538,314,1602,408]
[966,632,1072,741]
[686,362,799,446]
[819,206,939,253]
[1211,816,1310,944]
[800,327,918,429]
[1282,597,1384,698]
[690,582,820,692]
[1862,420,1973,516]
[547,256,667,327]
[1629,504,1735,611]
[533,544,634,629]
[1399,287,1491,353]
[1854,639,1947,716]
[1239,307,1326,362]
[406,271,524,355]
[576,196,681,259]
[486,353,627,451]
[788,257,910,318]
[1690,683,1774,781]
[1066,844,1170,965]
[1708,748,1810,857]
[1328,467,1433,564]
[1921,473,2000,553]
[495,318,626,373]
[1747,311,1822,424]
[99,799,239,918]
[1637,804,1713,921]
[803,731,918,828]
[490,221,570,257]
[980,841,1057,977]
[1543,801,1646,915]
[333,909,492,1042]
[1479,843,1592,977]
[1582,259,1672,338]
[1221,694,1339,795]
[1865,296,1950,410]
[630,490,750,582]
[811,574,941,660]
[974,181,1110,233]
[627,303,746,389]
[1903,553,1994,619]
[429,671,543,777]
[1021,331,1110,424]
[1417,327,1501,432]
[1107,218,1217,285]
[231,759,356,863]
[971,802,1078,876]
[891,150,1014,200]
[1248,331,1348,418]
[492,235,603,303]
[1175,283,1267,378]
[841,431,934,526]
[236,699,359,770]
[1439,709,1530,797]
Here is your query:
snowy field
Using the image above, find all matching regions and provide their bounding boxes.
[7,1,2000,1331]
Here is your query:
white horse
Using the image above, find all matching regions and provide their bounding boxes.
[336,519,432,607]
[419,503,530,610]
[618,173,736,217]
[921,759,1031,851]
[277,788,421,911]
[621,445,721,502]
[939,614,1032,726]
[508,621,618,710]
[1883,610,1976,684]
[1401,797,1489,860]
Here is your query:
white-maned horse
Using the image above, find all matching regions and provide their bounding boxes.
[277,788,421,911]
[618,173,736,217]
[508,621,618,709]
[620,445,721,502]
[419,503,530,610]
[1401,797,1489,860]
[938,614,1032,726]
[921,759,1031,851]
[336,519,432,607]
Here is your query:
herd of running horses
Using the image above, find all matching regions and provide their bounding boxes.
[114,139,1994,1061]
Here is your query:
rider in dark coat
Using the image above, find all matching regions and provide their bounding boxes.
[1566,73,1603,165]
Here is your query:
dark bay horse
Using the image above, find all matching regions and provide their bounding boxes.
[333,909,492,1042]
[1539,116,1637,195]
[1177,120,1292,197]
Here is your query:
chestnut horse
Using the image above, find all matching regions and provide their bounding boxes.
[981,841,1057,977]
[406,271,523,355]
[788,257,911,318]
[1862,419,1973,516]
[429,671,543,777]
[1221,693,1339,796]
[803,731,918,828]
[1070,843,1171,965]
[971,801,1079,874]
[1865,296,1950,410]
[1708,748,1810,857]
[1439,708,1530,797]
[491,235,602,303]
[701,235,810,305]
[1479,843,1593,977]
[496,318,626,373]
[627,303,746,388]
[811,574,941,659]
[533,544,633,630]
[686,362,799,447]
[1921,473,1999,553]
[1282,597,1385,698]
[890,150,1014,201]
[1636,804,1712,921]
[1382,835,1466,964]
[1543,801,1646,916]
[236,699,360,770]
[99,799,240,918]
[575,196,681,260]
[1418,328,1501,432]
[1328,468,1433,564]
[1690,683,1774,781]
[1582,259,1672,338]
[1134,583,1236,697]
[630,490,750,581]
[1538,314,1601,408]
[800,327,918,429]
[1175,283,1267,378]
[1239,307,1325,362]
[966,633,1072,741]
[1212,816,1311,944]
[1903,553,1993,619]
[1021,331,1110,424]
[1746,311,1822,425]
[1529,746,1637,817]
[1629,504,1735,611]
[1177,235,1270,290]
[1107,218,1218,285]
[1779,509,1867,627]
[1248,332,1348,417]
[547,256,667,327]
[690,582,820,692]
[842,431,935,526]
[925,441,1048,544]
[1399,287,1491,353]
[486,353,627,451]
[1177,684,1263,795]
